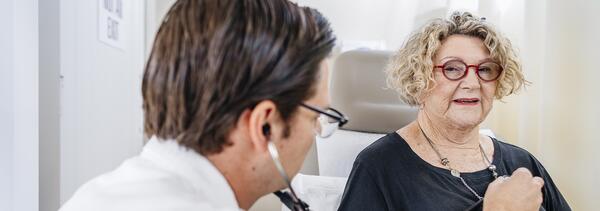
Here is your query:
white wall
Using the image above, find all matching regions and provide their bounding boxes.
[0,0,40,211]
[58,0,146,204]
[296,0,484,51]
[0,1,16,209]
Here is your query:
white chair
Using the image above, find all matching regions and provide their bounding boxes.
[285,50,416,211]
[318,49,417,178]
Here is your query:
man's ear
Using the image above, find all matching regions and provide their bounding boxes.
[247,100,278,152]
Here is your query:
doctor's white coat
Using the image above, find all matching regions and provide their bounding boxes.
[60,137,242,211]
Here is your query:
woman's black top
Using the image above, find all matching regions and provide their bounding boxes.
[338,132,571,211]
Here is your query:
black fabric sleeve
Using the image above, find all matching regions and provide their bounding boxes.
[529,156,571,211]
[337,160,388,211]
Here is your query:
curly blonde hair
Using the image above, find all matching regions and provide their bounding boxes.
[386,11,527,106]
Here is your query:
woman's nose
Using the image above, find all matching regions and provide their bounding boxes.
[460,66,481,89]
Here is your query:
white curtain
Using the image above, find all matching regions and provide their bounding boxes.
[485,0,600,209]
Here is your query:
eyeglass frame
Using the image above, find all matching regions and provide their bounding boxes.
[299,103,348,137]
[433,59,504,82]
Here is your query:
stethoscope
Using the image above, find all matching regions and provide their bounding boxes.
[264,124,311,211]
[268,141,311,211]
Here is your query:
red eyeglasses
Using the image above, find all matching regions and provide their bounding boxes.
[434,60,503,82]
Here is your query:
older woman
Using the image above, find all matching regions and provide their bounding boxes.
[338,12,570,211]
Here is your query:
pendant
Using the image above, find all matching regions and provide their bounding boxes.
[451,169,461,177]
[441,158,450,166]
[488,165,498,179]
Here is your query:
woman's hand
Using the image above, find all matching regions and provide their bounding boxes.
[483,168,545,211]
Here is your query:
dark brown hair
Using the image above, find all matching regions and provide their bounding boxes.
[142,0,336,155]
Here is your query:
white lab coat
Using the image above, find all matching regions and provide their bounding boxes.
[60,137,242,211]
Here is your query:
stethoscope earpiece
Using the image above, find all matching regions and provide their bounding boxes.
[263,124,271,137]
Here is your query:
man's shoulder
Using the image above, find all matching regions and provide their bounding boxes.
[90,155,195,192]
[59,156,220,211]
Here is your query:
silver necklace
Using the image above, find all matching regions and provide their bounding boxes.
[418,124,498,200]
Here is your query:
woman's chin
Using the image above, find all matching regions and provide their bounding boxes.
[447,117,483,129]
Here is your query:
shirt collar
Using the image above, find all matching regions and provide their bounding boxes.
[140,136,241,209]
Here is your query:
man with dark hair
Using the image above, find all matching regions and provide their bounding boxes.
[60,0,548,210]
[61,0,341,210]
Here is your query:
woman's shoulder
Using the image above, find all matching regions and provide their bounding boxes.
[493,138,544,170]
[354,132,410,164]
[494,138,534,158]
[492,139,571,210]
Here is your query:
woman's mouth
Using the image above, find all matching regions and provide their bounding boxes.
[452,98,480,106]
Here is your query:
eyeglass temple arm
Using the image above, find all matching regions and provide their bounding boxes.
[299,103,349,126]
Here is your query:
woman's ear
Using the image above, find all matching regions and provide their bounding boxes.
[247,100,278,152]
[416,95,426,109]
[417,88,433,107]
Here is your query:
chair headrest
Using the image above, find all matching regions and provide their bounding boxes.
[330,49,417,134]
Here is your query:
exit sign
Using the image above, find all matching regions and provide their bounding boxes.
[98,0,128,50]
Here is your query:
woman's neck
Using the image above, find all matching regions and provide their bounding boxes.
[416,111,480,148]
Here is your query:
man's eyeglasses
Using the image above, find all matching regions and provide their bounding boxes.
[271,104,348,211]
[434,60,503,82]
[299,103,348,138]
